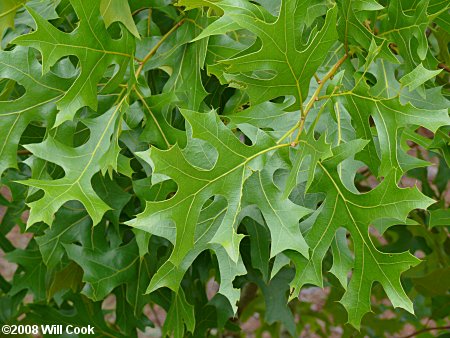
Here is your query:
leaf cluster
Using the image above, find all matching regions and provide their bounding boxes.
[0,0,449,337]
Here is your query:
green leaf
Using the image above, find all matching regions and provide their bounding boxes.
[162,288,195,338]
[47,261,83,300]
[400,63,442,92]
[337,85,450,177]
[353,0,384,11]
[330,227,354,289]
[0,0,25,41]
[243,217,270,282]
[181,0,338,107]
[164,17,209,111]
[372,217,418,235]
[249,268,296,336]
[128,110,300,311]
[10,0,61,44]
[12,0,134,125]
[192,15,241,42]
[100,0,140,38]
[381,0,430,71]
[429,126,450,167]
[289,142,434,328]
[5,246,47,302]
[21,105,123,226]
[412,267,450,296]
[92,174,131,226]
[129,109,276,264]
[64,239,139,301]
[0,46,70,175]
[141,11,208,111]
[139,92,186,149]
[2,0,450,334]
[429,209,450,228]
[336,0,396,63]
[243,167,311,258]
[284,131,332,197]
[27,294,128,337]
[125,255,155,317]
[224,97,298,140]
[35,203,92,268]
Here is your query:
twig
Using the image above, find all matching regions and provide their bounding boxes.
[276,53,348,144]
[399,325,450,338]
[438,63,450,73]
[314,73,321,84]
[135,19,185,77]
[293,53,348,142]
[132,7,148,16]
